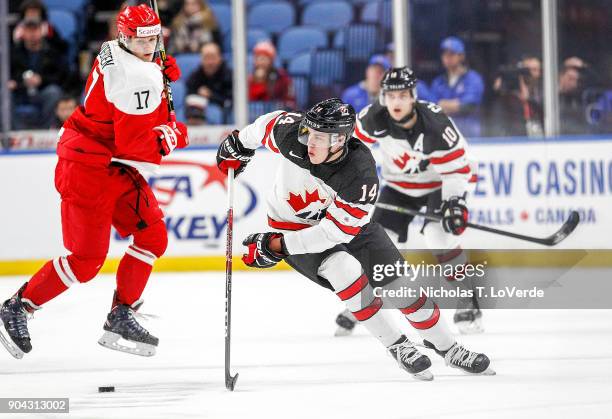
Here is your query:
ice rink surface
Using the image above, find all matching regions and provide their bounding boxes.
[1,269,611,419]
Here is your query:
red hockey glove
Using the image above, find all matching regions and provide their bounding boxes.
[440,195,469,235]
[242,232,286,268]
[153,121,189,156]
[162,54,181,82]
[216,130,255,176]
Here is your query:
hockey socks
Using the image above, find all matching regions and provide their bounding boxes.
[20,258,73,308]
[115,246,156,306]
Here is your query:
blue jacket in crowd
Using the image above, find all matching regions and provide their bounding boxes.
[430,69,484,137]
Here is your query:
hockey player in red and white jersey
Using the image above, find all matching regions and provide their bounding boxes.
[0,4,188,359]
[216,98,494,380]
[335,67,484,336]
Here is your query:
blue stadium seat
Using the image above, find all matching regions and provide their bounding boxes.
[361,0,392,29]
[48,9,77,43]
[210,3,232,35]
[298,0,328,4]
[336,24,381,60]
[249,101,265,122]
[248,1,295,34]
[302,1,353,31]
[291,75,310,109]
[288,52,311,75]
[48,9,78,69]
[175,54,201,79]
[206,103,225,125]
[277,27,327,62]
[311,49,344,87]
[170,80,186,122]
[361,1,379,22]
[43,0,89,15]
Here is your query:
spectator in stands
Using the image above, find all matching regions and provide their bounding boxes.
[169,0,221,54]
[430,36,484,137]
[9,17,66,129]
[341,54,391,113]
[12,0,67,52]
[50,96,77,129]
[490,55,544,137]
[186,42,233,115]
[559,65,588,134]
[248,41,295,109]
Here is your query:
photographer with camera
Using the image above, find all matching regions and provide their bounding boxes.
[490,56,544,137]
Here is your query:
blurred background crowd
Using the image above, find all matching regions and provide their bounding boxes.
[3,0,612,137]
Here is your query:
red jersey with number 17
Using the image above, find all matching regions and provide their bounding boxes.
[59,40,169,174]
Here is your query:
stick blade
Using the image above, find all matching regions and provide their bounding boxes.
[545,210,580,246]
[226,373,239,391]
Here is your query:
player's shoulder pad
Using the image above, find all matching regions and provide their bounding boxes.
[415,100,464,152]
[357,101,387,136]
[331,139,379,203]
[100,41,164,116]
[271,111,304,153]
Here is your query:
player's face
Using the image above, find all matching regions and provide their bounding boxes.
[128,36,158,61]
[304,129,345,164]
[384,89,415,121]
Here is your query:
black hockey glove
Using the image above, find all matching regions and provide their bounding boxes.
[216,130,255,177]
[242,232,286,268]
[440,195,469,235]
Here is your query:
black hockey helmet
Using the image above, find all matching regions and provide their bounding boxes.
[298,98,356,148]
[380,66,418,105]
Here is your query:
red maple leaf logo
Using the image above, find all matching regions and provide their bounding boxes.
[287,189,325,213]
[393,152,412,170]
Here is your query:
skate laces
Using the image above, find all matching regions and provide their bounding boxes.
[389,340,423,365]
[115,306,151,337]
[3,299,30,338]
[446,343,479,368]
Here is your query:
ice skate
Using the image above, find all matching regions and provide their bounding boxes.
[388,335,433,381]
[334,308,357,336]
[98,303,158,357]
[424,340,495,375]
[0,288,35,359]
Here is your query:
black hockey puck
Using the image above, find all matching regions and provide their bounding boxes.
[98,386,115,393]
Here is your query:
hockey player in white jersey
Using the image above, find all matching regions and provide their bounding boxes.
[216,98,494,380]
[335,67,483,336]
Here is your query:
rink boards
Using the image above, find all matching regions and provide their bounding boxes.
[0,134,611,274]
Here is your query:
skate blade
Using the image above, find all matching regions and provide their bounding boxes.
[456,319,484,335]
[98,331,156,357]
[0,323,24,359]
[412,369,434,381]
[461,367,496,376]
[334,326,354,337]
[479,367,496,376]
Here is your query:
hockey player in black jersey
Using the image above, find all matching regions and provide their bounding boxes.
[335,67,483,336]
[216,98,494,380]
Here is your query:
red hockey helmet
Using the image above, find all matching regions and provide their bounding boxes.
[117,4,161,38]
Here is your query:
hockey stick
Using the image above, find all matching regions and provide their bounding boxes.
[375,202,580,246]
[224,167,239,391]
[149,0,177,126]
